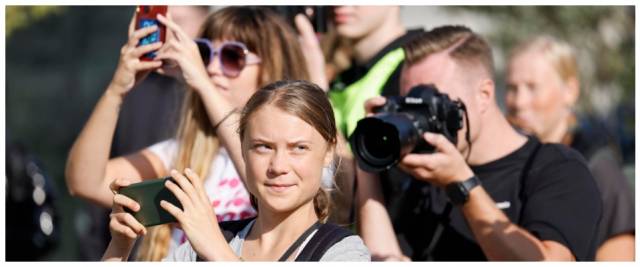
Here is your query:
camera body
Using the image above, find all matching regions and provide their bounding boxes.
[135,5,167,61]
[350,84,465,172]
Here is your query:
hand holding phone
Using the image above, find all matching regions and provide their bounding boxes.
[118,177,183,227]
[135,5,168,61]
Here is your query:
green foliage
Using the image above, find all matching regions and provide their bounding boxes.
[6,6,66,38]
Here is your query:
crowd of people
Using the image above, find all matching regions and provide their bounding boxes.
[63,6,634,261]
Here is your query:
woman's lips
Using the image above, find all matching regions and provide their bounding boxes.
[265,183,295,192]
[333,12,352,24]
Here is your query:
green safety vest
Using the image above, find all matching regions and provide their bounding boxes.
[329,48,405,138]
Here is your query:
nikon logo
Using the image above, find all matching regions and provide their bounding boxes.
[405,97,423,104]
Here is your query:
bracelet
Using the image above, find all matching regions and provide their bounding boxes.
[213,108,238,130]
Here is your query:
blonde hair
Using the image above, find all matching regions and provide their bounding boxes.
[510,35,579,83]
[136,7,309,261]
[239,80,338,223]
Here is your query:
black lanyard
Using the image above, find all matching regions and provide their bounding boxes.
[277,221,321,261]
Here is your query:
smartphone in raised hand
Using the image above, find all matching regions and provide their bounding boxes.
[135,5,168,61]
[118,177,182,227]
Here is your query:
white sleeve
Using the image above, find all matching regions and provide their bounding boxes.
[147,139,178,171]
[163,241,197,261]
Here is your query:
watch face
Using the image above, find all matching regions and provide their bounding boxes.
[446,182,469,205]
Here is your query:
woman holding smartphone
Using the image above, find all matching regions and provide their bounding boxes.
[65,7,315,260]
[104,80,371,261]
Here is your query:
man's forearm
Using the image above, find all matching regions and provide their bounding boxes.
[461,186,574,261]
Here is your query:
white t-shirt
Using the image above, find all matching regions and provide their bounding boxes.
[147,139,256,255]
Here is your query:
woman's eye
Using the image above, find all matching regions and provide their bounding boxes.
[293,145,309,152]
[253,144,271,152]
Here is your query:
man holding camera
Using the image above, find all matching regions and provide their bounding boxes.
[355,25,602,261]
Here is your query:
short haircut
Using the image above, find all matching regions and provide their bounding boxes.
[404,25,495,78]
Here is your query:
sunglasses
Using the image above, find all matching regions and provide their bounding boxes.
[195,39,262,78]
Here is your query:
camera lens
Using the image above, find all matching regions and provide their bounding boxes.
[350,113,419,172]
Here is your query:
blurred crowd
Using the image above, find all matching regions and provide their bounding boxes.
[5,5,635,261]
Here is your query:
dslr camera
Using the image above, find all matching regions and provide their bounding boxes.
[350,84,465,172]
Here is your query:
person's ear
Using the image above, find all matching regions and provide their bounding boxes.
[323,143,336,167]
[476,78,495,114]
[563,76,580,107]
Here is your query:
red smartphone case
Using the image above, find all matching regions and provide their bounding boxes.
[135,5,167,61]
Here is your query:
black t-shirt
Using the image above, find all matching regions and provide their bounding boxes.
[388,137,602,261]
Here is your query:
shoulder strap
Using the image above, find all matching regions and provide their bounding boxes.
[518,139,543,202]
[295,223,355,261]
[278,221,320,261]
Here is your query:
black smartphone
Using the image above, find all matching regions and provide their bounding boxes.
[118,177,182,227]
[135,5,168,61]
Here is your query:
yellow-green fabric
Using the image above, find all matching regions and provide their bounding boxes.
[329,48,405,138]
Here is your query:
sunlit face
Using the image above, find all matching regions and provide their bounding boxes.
[400,52,481,154]
[205,39,261,108]
[505,50,573,140]
[333,6,393,40]
[241,105,334,215]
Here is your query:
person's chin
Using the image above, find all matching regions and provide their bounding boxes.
[335,26,362,39]
[261,197,297,214]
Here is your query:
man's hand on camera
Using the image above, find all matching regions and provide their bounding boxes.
[363,96,387,116]
[398,132,474,187]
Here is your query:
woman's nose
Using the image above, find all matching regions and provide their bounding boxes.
[267,151,290,178]
[206,53,223,76]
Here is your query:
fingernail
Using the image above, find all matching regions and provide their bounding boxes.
[185,168,192,174]
[171,169,178,175]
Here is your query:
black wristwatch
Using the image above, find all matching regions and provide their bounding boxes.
[445,175,481,205]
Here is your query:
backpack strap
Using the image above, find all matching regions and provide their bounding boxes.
[218,217,256,242]
[295,223,355,261]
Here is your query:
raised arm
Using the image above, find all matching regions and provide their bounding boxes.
[65,14,166,207]
[356,167,407,261]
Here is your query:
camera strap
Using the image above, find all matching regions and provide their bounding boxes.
[459,101,473,161]
[421,202,453,261]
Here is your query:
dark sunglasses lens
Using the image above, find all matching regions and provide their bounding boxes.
[221,44,246,77]
[196,41,211,66]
